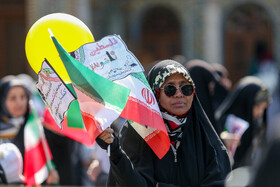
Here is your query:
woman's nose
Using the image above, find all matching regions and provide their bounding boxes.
[173,87,183,97]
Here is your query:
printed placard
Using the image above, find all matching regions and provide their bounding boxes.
[36,60,76,129]
[71,35,144,81]
[225,114,249,136]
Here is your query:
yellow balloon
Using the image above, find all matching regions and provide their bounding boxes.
[25,13,94,83]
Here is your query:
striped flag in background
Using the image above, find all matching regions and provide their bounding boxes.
[23,103,54,185]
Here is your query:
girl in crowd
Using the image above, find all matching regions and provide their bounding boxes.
[0,75,59,184]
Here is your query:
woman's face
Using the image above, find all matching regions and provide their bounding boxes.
[5,86,28,118]
[253,101,268,121]
[159,73,194,115]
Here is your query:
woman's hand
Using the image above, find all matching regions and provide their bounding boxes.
[220,131,241,159]
[98,127,115,144]
[87,159,102,182]
[96,127,115,150]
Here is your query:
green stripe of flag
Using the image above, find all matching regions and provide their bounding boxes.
[51,36,130,112]
[66,100,84,128]
[64,83,84,128]
[65,83,77,98]
[25,110,40,141]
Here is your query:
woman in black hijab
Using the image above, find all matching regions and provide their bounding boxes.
[211,63,232,111]
[215,76,270,169]
[97,59,231,186]
[185,59,222,135]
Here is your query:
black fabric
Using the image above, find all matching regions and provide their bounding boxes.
[215,76,269,169]
[213,83,229,112]
[96,136,109,150]
[0,164,7,184]
[11,124,25,160]
[212,63,230,111]
[186,60,221,134]
[251,139,280,187]
[106,59,231,186]
[95,171,109,187]
[44,128,78,185]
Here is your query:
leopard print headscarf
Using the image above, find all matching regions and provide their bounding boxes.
[146,59,195,101]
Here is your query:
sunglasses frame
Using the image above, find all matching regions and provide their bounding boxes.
[162,84,194,97]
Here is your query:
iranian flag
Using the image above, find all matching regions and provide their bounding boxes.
[69,35,170,159]
[37,56,130,145]
[42,34,130,144]
[117,74,170,158]
[24,103,54,185]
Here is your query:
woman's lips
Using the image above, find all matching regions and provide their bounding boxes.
[172,101,185,107]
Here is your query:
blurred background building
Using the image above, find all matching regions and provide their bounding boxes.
[1,0,279,85]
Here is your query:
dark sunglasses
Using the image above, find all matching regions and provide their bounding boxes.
[162,84,194,97]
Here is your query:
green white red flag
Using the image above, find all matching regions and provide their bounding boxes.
[51,35,131,140]
[36,33,131,146]
[36,60,94,145]
[23,103,54,185]
[70,35,170,159]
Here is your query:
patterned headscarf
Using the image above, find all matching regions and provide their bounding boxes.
[146,60,196,148]
[146,59,195,101]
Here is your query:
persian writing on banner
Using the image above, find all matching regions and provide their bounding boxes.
[71,35,144,81]
[36,60,76,129]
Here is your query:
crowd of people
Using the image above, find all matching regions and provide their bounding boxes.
[0,54,279,186]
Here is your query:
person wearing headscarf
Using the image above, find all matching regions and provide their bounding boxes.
[185,59,222,135]
[17,74,78,185]
[211,63,232,111]
[0,75,30,156]
[0,75,59,185]
[97,59,231,186]
[215,76,270,169]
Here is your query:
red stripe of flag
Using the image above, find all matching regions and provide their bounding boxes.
[145,130,170,159]
[121,97,166,132]
[80,111,102,141]
[24,139,50,180]
[43,109,94,146]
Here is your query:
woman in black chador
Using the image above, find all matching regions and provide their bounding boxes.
[185,59,222,135]
[97,59,231,186]
[215,76,270,169]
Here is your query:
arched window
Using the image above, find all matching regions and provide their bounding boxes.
[138,6,181,68]
[224,3,273,84]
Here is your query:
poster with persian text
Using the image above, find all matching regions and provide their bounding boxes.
[36,60,76,129]
[70,35,144,81]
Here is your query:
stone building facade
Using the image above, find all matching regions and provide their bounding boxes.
[1,0,280,84]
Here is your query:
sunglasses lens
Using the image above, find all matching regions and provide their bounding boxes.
[164,85,177,97]
[181,85,194,96]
